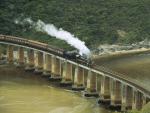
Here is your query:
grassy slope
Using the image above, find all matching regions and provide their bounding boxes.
[0,0,150,49]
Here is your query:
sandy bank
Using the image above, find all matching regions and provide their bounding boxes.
[93,48,150,61]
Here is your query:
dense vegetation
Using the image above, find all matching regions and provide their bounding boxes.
[0,0,150,49]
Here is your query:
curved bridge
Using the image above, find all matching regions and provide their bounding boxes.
[0,34,149,111]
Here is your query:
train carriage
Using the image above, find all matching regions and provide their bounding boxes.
[0,34,92,67]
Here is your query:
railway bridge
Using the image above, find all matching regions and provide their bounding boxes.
[0,34,149,111]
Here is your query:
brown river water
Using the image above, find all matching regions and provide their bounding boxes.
[94,52,150,91]
[0,65,111,113]
[0,52,149,113]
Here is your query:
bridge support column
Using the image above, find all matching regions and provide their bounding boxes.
[72,66,85,90]
[121,85,133,111]
[132,90,143,110]
[96,74,102,96]
[7,45,14,64]
[60,61,73,86]
[140,94,148,110]
[50,56,61,80]
[83,70,88,87]
[25,49,34,71]
[34,51,44,74]
[142,94,149,107]
[98,76,110,103]
[43,53,51,77]
[84,71,98,97]
[17,47,24,67]
[110,79,121,109]
[0,46,2,60]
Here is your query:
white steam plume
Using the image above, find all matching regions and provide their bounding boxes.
[15,18,90,56]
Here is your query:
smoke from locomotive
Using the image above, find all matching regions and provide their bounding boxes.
[15,18,91,57]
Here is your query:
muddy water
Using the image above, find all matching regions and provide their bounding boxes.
[0,65,111,113]
[94,53,150,91]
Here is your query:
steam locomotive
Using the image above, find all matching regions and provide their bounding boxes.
[0,35,93,66]
[63,50,92,66]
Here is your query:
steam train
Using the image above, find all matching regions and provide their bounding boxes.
[0,35,93,66]
[63,50,92,66]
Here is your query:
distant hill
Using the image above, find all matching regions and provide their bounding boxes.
[0,0,150,49]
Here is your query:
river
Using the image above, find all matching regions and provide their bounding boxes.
[1,52,149,113]
[0,65,111,113]
[94,52,150,91]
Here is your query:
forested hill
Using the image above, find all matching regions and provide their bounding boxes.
[0,0,150,49]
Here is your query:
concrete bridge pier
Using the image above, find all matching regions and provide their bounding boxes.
[43,53,51,77]
[34,51,44,74]
[49,56,61,81]
[83,70,88,88]
[121,85,133,111]
[7,45,14,64]
[17,47,24,67]
[132,89,143,110]
[141,95,148,109]
[83,71,98,97]
[60,61,73,86]
[0,45,2,59]
[72,66,85,90]
[110,79,122,109]
[96,75,101,96]
[25,49,35,71]
[98,76,110,104]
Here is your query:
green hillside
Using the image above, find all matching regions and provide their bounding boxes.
[0,0,150,49]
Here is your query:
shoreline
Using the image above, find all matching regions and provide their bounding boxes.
[93,48,150,60]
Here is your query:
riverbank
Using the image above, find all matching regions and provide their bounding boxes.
[93,48,150,63]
